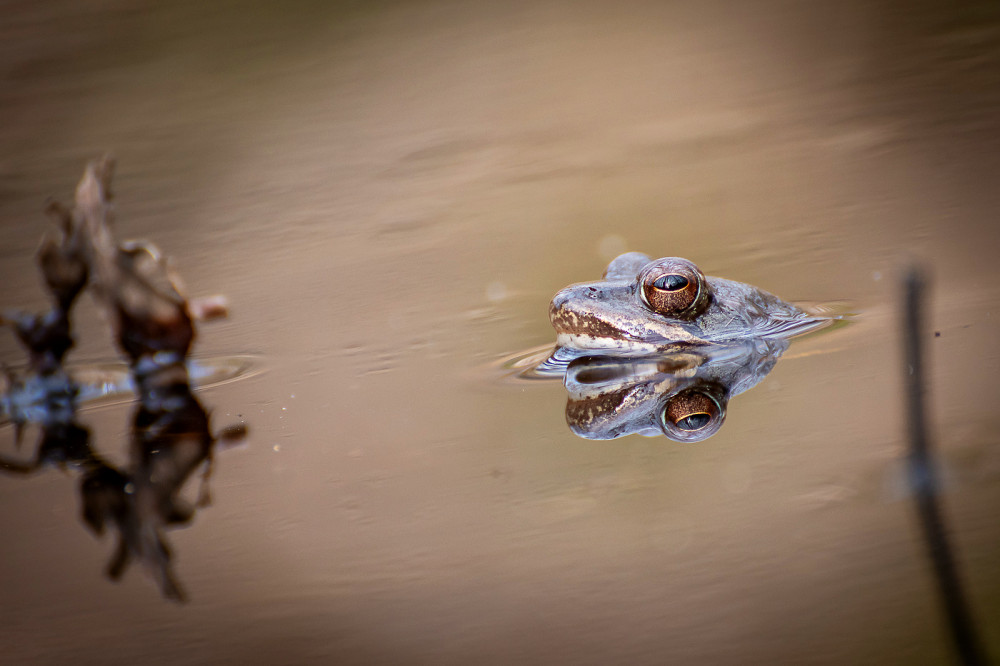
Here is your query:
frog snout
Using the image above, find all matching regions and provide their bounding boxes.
[548,284,623,338]
[548,285,589,332]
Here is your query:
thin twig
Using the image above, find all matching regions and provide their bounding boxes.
[902,267,987,666]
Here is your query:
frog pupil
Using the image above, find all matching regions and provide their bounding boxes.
[676,412,711,430]
[654,274,688,291]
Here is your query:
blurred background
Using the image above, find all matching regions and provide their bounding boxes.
[1,1,999,663]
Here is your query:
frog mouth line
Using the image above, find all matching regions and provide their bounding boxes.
[549,303,702,350]
[548,306,634,340]
[553,332,662,354]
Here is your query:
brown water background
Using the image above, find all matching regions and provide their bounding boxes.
[1,1,999,663]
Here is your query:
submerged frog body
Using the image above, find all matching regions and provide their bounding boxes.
[549,252,827,353]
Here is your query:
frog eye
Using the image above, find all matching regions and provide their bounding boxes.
[638,258,708,318]
[659,388,725,442]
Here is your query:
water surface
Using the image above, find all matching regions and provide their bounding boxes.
[1,1,999,664]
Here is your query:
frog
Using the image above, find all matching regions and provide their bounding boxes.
[549,252,830,354]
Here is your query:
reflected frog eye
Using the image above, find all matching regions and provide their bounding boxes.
[638,258,709,318]
[660,388,725,442]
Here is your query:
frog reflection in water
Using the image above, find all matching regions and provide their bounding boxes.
[545,253,835,441]
[562,341,785,442]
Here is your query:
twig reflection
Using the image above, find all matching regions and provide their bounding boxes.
[1,157,247,602]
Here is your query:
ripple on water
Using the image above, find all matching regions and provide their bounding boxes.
[0,355,261,426]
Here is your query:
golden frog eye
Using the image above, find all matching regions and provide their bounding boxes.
[638,258,708,318]
[660,388,725,442]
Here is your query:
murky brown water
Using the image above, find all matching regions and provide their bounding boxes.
[2,1,1000,663]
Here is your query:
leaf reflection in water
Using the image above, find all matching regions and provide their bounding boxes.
[0,157,248,602]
